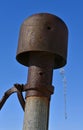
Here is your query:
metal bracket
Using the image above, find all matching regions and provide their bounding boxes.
[0,84,26,111]
[0,83,54,111]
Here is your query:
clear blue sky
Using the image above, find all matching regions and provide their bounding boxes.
[0,0,83,130]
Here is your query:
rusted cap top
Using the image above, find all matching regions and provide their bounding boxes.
[16,13,68,69]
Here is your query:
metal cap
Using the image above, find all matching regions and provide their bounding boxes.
[16,13,68,69]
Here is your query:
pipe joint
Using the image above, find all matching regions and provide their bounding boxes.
[25,84,54,98]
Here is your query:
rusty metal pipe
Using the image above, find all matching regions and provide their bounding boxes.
[23,52,55,130]
[0,13,68,130]
[16,13,68,130]
[26,52,55,97]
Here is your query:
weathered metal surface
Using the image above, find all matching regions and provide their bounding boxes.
[0,13,68,130]
[26,52,54,98]
[0,84,25,111]
[16,13,68,68]
[15,13,68,130]
[23,97,49,130]
[22,52,55,130]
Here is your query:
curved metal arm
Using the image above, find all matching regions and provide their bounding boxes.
[0,84,25,111]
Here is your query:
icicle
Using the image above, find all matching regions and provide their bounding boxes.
[60,68,67,119]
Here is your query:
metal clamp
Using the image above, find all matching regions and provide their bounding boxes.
[0,83,54,111]
[0,84,25,111]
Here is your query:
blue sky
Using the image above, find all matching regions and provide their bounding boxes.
[0,0,83,130]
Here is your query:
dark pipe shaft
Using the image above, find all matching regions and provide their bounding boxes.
[26,52,55,98]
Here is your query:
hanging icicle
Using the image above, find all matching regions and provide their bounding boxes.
[60,68,67,119]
